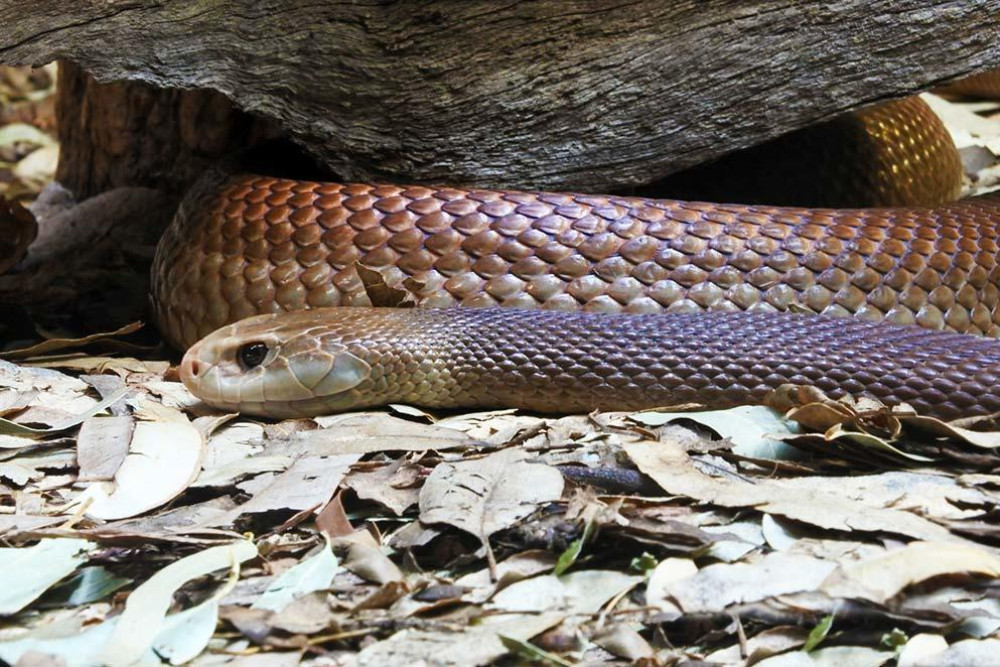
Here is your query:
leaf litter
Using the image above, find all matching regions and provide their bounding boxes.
[1,70,1000,666]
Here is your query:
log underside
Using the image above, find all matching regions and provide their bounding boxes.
[2,1,1000,195]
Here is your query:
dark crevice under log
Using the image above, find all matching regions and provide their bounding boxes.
[3,1,1000,194]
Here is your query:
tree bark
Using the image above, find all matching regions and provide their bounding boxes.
[3,1,1000,193]
[55,61,274,198]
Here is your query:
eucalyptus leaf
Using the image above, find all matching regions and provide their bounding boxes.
[0,538,92,615]
[252,539,339,612]
[630,406,802,460]
[45,566,131,606]
[0,388,129,437]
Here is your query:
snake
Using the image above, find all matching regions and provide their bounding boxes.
[154,88,1000,421]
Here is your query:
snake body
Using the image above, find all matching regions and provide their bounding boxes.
[179,307,1000,420]
[157,95,1000,419]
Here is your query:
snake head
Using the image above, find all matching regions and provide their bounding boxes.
[180,310,372,417]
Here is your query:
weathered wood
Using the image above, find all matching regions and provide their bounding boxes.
[56,62,274,198]
[2,1,1000,192]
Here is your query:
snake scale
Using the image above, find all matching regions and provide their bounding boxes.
[154,89,1000,420]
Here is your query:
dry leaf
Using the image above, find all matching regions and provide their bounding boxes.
[820,542,1000,604]
[645,557,698,614]
[75,415,133,482]
[251,540,339,613]
[898,634,949,667]
[99,540,256,666]
[706,626,810,665]
[270,412,471,455]
[456,550,559,604]
[657,553,836,614]
[204,454,361,527]
[488,570,640,615]
[343,458,422,515]
[625,440,958,541]
[354,261,417,308]
[899,415,1000,449]
[356,612,564,667]
[337,531,404,584]
[592,623,654,661]
[418,448,564,550]
[1,322,143,360]
[79,419,205,521]
[0,539,91,615]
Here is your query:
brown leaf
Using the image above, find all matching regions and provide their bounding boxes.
[316,492,354,539]
[203,454,361,528]
[76,415,134,482]
[343,458,422,515]
[354,262,416,308]
[1,321,143,360]
[899,414,1000,449]
[418,448,564,548]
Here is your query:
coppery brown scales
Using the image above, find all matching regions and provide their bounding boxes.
[152,171,1000,350]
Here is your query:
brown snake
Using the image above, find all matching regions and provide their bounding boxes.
[154,93,1000,420]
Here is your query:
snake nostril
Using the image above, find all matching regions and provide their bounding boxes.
[182,357,202,380]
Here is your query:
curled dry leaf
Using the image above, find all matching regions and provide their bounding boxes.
[0,321,143,360]
[355,261,417,308]
[337,530,404,584]
[820,541,1000,604]
[80,419,205,521]
[0,387,128,438]
[899,414,1000,449]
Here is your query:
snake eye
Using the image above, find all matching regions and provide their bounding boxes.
[237,342,269,370]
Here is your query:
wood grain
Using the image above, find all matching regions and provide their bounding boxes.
[2,1,999,192]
